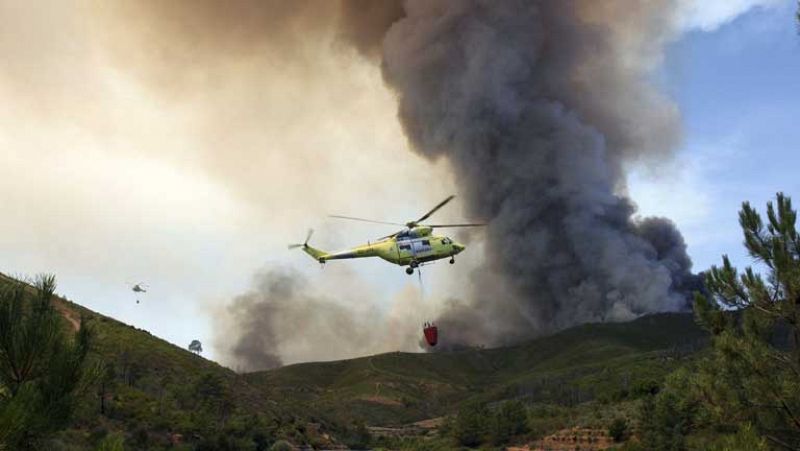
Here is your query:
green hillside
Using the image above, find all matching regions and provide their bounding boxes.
[0,273,345,450]
[247,313,708,427]
[0,272,708,449]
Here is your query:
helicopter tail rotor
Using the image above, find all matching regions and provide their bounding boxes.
[288,229,314,249]
[289,229,329,262]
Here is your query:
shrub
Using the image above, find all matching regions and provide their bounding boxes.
[491,400,529,444]
[608,417,627,442]
[452,403,489,447]
[269,439,293,451]
[95,433,125,451]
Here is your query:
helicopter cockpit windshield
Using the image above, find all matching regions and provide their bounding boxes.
[397,229,421,239]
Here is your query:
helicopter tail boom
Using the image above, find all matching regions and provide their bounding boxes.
[288,229,331,262]
[292,243,379,263]
[299,244,328,262]
[288,242,329,262]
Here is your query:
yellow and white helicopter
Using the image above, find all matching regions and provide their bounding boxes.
[290,195,483,275]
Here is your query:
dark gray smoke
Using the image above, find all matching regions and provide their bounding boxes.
[378,0,698,346]
[217,267,421,371]
[220,269,359,371]
[222,270,285,371]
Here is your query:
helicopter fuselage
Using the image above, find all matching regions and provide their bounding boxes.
[299,226,465,269]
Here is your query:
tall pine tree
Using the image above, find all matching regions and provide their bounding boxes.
[694,193,800,449]
[0,275,97,449]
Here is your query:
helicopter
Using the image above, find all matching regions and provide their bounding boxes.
[290,195,483,275]
[127,282,148,304]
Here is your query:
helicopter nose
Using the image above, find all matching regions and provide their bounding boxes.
[453,242,465,254]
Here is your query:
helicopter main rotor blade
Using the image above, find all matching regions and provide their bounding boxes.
[328,215,406,226]
[425,223,486,228]
[413,195,455,225]
[376,230,402,241]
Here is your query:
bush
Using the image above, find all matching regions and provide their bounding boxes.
[341,422,371,449]
[452,403,490,447]
[95,433,125,451]
[710,423,768,451]
[631,379,660,398]
[269,439,293,451]
[637,371,697,451]
[608,417,627,442]
[491,400,529,444]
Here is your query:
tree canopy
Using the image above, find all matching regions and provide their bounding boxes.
[691,193,800,449]
[189,339,203,355]
[0,275,97,449]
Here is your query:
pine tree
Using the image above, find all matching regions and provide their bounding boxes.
[0,275,97,449]
[694,193,800,449]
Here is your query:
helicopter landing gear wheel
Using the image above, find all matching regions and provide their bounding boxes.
[449,257,455,264]
[406,267,414,275]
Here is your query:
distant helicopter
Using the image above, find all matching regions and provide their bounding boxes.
[290,195,484,275]
[127,282,148,304]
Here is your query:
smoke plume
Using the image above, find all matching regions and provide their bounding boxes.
[148,0,701,359]
[215,0,703,362]
[216,267,424,371]
[378,0,699,346]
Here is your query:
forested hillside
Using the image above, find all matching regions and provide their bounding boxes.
[0,272,708,450]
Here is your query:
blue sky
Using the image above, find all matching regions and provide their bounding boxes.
[631,1,800,274]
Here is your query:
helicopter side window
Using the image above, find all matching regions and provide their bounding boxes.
[421,240,430,246]
[442,238,451,245]
[399,244,411,250]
